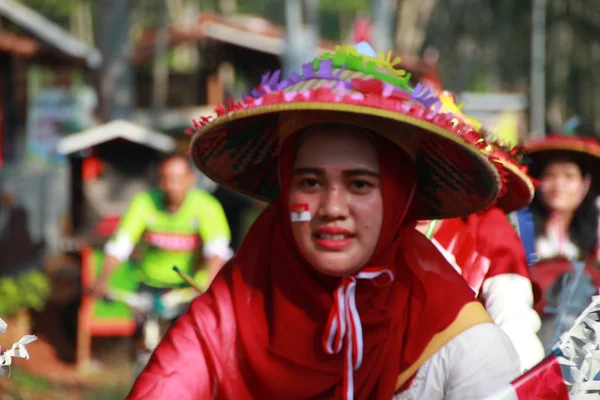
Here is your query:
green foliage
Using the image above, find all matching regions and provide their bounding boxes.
[0,270,51,318]
[82,385,132,400]
[18,0,84,27]
[10,367,52,393]
[318,0,370,13]
[235,0,370,40]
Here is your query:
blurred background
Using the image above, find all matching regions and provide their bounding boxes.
[0,0,598,398]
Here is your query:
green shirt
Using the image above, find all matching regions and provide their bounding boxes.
[105,188,231,288]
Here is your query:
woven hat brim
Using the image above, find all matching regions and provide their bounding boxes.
[191,101,501,220]
[524,138,600,159]
[524,140,600,182]
[494,158,535,213]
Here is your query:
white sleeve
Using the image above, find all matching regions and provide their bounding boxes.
[104,233,135,262]
[202,237,233,260]
[394,323,521,400]
[480,274,545,371]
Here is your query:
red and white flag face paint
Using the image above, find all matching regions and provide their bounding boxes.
[290,203,311,222]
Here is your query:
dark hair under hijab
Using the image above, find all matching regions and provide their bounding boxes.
[529,157,599,260]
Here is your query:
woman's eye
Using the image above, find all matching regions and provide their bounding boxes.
[299,178,319,188]
[351,180,373,190]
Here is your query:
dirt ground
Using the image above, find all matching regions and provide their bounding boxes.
[0,336,135,400]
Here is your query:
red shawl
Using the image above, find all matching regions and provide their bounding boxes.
[127,133,476,399]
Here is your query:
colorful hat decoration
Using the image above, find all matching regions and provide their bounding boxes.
[187,43,504,220]
[437,92,535,213]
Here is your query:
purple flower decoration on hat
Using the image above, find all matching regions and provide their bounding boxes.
[247,59,352,99]
[411,83,441,109]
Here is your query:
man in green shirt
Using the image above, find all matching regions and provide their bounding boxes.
[93,154,232,296]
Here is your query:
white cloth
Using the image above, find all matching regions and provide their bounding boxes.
[393,323,521,400]
[536,207,600,262]
[480,274,545,371]
[536,235,580,261]
[105,232,136,262]
[202,237,234,261]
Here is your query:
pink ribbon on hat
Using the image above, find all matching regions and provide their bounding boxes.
[322,267,395,400]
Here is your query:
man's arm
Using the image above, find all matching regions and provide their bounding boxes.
[197,193,233,286]
[93,194,149,297]
[205,256,226,283]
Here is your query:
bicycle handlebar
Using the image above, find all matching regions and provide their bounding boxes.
[104,287,198,318]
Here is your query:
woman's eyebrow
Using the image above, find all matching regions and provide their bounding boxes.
[292,167,323,176]
[292,167,380,178]
[344,169,380,178]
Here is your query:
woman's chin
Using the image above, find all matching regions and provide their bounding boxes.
[308,254,363,277]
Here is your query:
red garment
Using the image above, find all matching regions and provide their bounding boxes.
[465,209,532,281]
[433,208,532,295]
[127,133,476,399]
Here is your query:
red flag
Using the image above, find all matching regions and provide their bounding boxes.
[487,352,570,399]
[290,203,311,222]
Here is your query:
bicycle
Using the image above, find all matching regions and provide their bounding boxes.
[104,285,198,377]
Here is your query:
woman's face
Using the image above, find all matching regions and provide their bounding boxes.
[539,160,589,214]
[288,127,383,277]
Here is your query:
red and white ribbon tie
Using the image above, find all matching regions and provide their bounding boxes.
[322,268,394,400]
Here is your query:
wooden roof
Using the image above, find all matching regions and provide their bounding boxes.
[0,0,101,67]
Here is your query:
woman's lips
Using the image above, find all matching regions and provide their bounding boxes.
[314,226,355,251]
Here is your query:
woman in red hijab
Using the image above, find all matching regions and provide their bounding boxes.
[127,44,520,399]
[523,135,600,349]
[416,97,544,371]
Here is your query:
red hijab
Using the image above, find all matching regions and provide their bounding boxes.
[127,130,476,400]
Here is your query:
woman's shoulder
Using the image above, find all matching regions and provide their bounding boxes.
[395,323,521,400]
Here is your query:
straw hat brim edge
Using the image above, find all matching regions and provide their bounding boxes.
[190,101,502,218]
[494,157,535,212]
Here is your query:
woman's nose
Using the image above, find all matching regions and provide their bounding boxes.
[319,185,349,220]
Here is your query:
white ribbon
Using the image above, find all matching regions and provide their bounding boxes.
[323,269,394,400]
[0,333,38,376]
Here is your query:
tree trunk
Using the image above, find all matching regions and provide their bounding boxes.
[98,0,135,121]
[395,0,438,54]
[219,0,237,15]
[546,19,573,133]
[152,0,170,126]
[285,0,309,74]
[372,0,395,51]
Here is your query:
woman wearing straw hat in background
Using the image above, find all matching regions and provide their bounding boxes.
[127,43,520,400]
[415,95,545,372]
[523,135,600,348]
